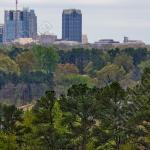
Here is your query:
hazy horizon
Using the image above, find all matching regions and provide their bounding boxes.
[0,0,150,43]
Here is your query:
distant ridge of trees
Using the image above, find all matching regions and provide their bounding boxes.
[0,46,149,105]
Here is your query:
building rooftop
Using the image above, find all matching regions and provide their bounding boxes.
[94,39,120,44]
[5,9,34,12]
[63,9,81,14]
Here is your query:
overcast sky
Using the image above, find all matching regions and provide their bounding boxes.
[0,0,150,43]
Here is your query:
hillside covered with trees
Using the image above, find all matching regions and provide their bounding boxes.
[0,45,149,105]
[0,68,150,149]
[0,45,150,149]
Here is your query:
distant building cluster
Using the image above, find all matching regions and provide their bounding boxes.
[123,36,144,44]
[94,39,120,47]
[0,3,146,47]
[93,37,145,48]
[4,8,37,43]
[36,34,57,45]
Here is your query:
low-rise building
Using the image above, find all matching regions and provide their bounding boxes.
[13,38,36,45]
[112,37,146,49]
[94,39,120,47]
[54,40,80,46]
[123,36,144,44]
[37,34,57,45]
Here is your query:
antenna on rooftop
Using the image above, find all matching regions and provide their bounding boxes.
[16,0,18,11]
[15,0,18,39]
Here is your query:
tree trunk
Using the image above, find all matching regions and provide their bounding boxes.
[116,136,121,150]
[81,120,87,150]
[27,83,32,102]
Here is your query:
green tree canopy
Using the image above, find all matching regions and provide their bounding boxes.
[32,46,59,74]
[0,53,20,74]
[60,84,99,150]
[96,64,126,87]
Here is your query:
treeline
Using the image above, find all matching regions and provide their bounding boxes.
[0,68,150,150]
[0,45,150,104]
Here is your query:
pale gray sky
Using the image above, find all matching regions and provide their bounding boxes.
[0,0,150,43]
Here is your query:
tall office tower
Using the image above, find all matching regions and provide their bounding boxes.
[62,9,82,42]
[0,24,3,43]
[4,8,37,42]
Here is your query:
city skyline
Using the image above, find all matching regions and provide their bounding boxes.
[0,0,150,43]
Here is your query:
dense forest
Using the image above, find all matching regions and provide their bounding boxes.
[0,45,149,105]
[0,68,150,149]
[0,45,150,149]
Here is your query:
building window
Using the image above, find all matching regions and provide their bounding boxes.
[9,11,14,20]
[20,12,24,21]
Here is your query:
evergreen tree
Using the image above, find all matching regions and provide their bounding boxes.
[60,84,99,150]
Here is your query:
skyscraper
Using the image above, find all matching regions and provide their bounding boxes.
[62,9,82,42]
[0,24,3,43]
[4,8,37,42]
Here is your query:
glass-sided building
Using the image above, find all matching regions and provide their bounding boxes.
[62,9,82,42]
[4,8,37,42]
